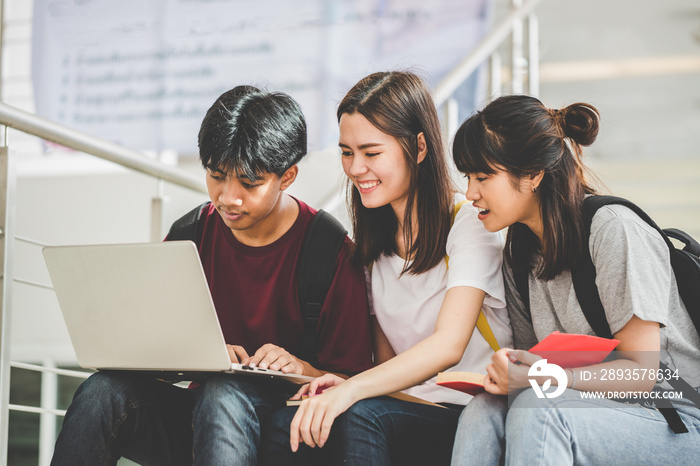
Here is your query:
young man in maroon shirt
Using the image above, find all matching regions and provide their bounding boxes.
[51,86,373,466]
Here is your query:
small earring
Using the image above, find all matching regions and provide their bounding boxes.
[533,187,538,193]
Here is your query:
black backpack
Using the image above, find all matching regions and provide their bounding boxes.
[514,195,700,433]
[165,201,348,367]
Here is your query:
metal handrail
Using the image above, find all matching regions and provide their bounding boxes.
[0,102,207,194]
[9,404,67,417]
[13,278,53,290]
[15,235,51,247]
[10,362,91,379]
[434,0,544,106]
[7,363,91,419]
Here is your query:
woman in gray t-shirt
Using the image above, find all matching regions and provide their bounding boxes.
[449,94,700,465]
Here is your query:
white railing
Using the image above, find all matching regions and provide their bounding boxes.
[0,0,543,464]
[436,0,543,141]
[8,362,91,417]
[0,108,208,465]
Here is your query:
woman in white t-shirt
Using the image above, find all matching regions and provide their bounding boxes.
[281,71,512,465]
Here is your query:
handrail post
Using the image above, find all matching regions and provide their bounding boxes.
[511,0,525,94]
[490,52,503,98]
[442,97,460,147]
[39,359,58,466]
[0,125,16,466]
[528,13,540,97]
[151,179,168,242]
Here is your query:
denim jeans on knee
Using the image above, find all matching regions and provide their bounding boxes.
[505,388,700,466]
[191,375,293,465]
[258,406,334,466]
[451,392,508,466]
[453,388,700,466]
[333,396,463,466]
[50,372,195,466]
[51,372,295,466]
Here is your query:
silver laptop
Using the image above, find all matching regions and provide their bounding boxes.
[42,241,313,385]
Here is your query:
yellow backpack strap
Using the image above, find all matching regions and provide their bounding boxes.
[447,199,501,353]
[476,312,501,352]
[445,200,469,268]
[451,200,469,225]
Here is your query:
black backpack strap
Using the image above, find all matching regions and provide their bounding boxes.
[664,228,700,332]
[659,362,700,408]
[513,266,531,320]
[297,210,348,366]
[654,362,700,434]
[576,196,699,431]
[575,195,684,338]
[665,228,700,257]
[569,196,617,339]
[655,397,689,434]
[165,201,211,244]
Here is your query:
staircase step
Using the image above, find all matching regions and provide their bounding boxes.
[588,158,700,239]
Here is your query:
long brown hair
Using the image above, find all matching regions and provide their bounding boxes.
[452,95,600,280]
[338,71,453,275]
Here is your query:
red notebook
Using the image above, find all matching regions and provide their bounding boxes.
[436,332,619,396]
[528,331,619,368]
[436,371,486,396]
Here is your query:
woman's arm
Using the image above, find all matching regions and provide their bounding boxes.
[485,315,660,395]
[289,285,485,451]
[341,286,484,396]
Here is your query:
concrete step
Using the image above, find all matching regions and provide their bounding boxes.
[588,158,700,240]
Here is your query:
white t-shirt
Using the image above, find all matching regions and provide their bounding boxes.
[371,194,513,405]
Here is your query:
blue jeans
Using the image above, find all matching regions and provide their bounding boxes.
[452,389,700,466]
[50,371,296,466]
[258,407,334,466]
[260,396,463,466]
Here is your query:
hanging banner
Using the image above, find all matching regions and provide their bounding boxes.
[32,0,491,152]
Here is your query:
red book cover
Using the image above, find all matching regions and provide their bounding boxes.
[437,332,619,396]
[436,371,486,396]
[529,331,619,367]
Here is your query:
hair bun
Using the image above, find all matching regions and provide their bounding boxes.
[561,103,600,146]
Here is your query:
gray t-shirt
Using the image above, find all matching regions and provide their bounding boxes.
[505,204,700,388]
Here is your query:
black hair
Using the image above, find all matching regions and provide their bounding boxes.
[198,85,307,180]
[338,71,453,275]
[452,94,600,280]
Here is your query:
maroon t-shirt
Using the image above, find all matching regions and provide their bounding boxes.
[191,198,372,375]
